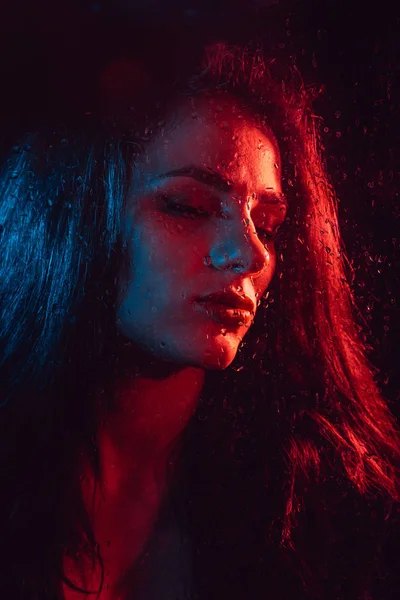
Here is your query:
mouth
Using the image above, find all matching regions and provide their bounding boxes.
[194,300,253,327]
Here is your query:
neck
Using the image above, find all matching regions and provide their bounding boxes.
[97,353,205,499]
[75,360,205,592]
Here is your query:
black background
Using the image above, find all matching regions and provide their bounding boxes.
[0,0,399,415]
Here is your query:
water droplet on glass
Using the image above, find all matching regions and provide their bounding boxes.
[325,247,331,254]
[204,255,212,266]
[221,328,227,336]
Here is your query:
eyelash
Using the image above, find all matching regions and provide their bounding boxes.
[161,195,277,242]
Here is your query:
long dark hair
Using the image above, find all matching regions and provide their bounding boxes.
[1,21,400,600]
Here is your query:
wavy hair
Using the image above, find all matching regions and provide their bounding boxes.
[1,28,400,600]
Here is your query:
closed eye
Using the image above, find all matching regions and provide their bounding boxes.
[244,217,279,244]
[160,195,210,218]
[255,228,276,243]
[160,194,280,243]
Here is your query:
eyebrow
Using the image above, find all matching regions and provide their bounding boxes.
[152,165,288,206]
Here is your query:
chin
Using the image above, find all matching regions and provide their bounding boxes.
[199,347,239,370]
[189,329,243,370]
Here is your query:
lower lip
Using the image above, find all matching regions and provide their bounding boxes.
[194,301,253,327]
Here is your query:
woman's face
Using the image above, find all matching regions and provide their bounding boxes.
[116,92,287,370]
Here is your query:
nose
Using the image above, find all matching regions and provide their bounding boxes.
[207,210,271,275]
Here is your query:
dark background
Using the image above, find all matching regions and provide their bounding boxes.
[0,0,399,414]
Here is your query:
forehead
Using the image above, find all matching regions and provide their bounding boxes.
[137,92,281,186]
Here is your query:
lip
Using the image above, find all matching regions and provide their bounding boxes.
[196,290,256,313]
[194,301,253,327]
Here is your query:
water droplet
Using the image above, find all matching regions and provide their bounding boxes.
[204,255,212,266]
[221,328,227,336]
[325,247,331,254]
[274,163,279,169]
[237,285,243,293]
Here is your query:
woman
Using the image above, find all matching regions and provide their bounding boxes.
[1,25,400,600]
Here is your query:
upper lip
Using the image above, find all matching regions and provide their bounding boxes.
[197,289,256,313]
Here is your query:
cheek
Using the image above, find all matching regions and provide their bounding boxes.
[258,250,277,294]
[121,219,201,297]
